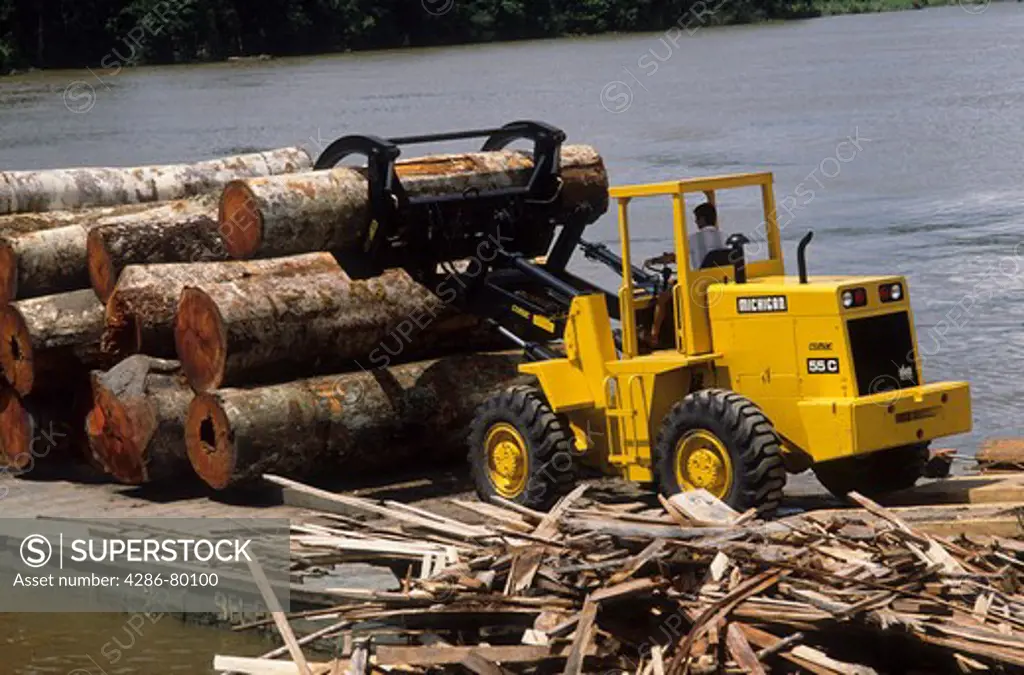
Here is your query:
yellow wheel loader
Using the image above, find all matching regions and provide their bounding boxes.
[314,121,972,518]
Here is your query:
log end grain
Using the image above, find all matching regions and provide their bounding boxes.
[174,286,227,392]
[219,181,262,259]
[0,241,16,304]
[185,393,235,490]
[86,227,118,302]
[88,372,156,484]
[0,387,33,470]
[102,299,144,361]
[0,304,33,396]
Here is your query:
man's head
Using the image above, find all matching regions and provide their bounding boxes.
[694,202,717,230]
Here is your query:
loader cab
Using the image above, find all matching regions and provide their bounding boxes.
[609,172,785,359]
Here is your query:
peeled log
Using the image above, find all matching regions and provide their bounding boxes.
[175,268,499,392]
[88,355,195,484]
[0,146,312,215]
[102,252,342,360]
[186,352,525,489]
[219,145,608,259]
[0,289,106,396]
[87,195,227,302]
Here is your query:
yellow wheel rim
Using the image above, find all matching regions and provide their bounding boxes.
[674,429,733,499]
[485,422,529,498]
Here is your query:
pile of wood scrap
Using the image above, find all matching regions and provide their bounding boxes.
[219,478,1024,675]
[0,143,610,492]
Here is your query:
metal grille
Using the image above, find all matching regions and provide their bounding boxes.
[846,312,919,396]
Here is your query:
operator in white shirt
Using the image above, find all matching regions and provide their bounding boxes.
[641,202,724,350]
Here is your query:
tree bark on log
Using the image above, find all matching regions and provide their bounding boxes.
[0,289,107,397]
[102,252,342,360]
[175,268,501,392]
[0,201,190,304]
[86,195,227,302]
[219,145,608,259]
[88,355,195,485]
[0,147,312,215]
[0,195,229,303]
[186,352,525,489]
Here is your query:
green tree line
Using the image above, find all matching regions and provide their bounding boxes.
[0,0,819,73]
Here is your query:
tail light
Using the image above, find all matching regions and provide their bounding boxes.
[879,283,903,302]
[841,287,867,309]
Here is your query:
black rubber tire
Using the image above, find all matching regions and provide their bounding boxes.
[812,443,930,499]
[653,389,786,518]
[468,385,575,511]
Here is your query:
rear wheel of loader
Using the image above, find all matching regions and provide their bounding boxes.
[653,389,786,518]
[468,385,575,511]
[812,443,930,499]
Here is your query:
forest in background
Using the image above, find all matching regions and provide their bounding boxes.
[1,0,926,73]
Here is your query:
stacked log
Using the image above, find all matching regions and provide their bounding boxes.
[102,252,343,360]
[185,352,525,489]
[0,383,89,471]
[0,147,312,303]
[218,145,607,259]
[0,289,106,396]
[1,140,612,493]
[0,146,311,214]
[86,195,228,302]
[88,356,195,484]
[174,268,499,392]
[0,201,158,304]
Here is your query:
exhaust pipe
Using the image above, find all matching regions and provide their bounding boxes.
[725,233,750,284]
[798,231,814,284]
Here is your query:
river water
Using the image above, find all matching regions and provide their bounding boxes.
[2,4,1024,671]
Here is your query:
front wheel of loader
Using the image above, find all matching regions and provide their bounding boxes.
[812,443,930,499]
[468,385,575,511]
[653,389,786,518]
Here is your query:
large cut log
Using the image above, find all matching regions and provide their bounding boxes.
[87,195,228,301]
[219,145,608,259]
[0,201,157,237]
[175,268,500,392]
[1,195,229,303]
[185,352,525,489]
[88,355,195,484]
[0,201,187,304]
[102,252,342,360]
[0,146,312,215]
[0,385,88,472]
[0,289,106,396]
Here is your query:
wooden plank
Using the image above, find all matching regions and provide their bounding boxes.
[725,623,767,675]
[883,474,1024,506]
[375,644,553,665]
[590,577,664,603]
[738,624,835,675]
[245,556,313,675]
[508,485,588,593]
[214,657,334,675]
[791,646,878,675]
[977,439,1024,469]
[267,474,488,541]
[459,652,511,675]
[562,598,598,675]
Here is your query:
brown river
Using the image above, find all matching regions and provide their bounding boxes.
[2,3,1024,672]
